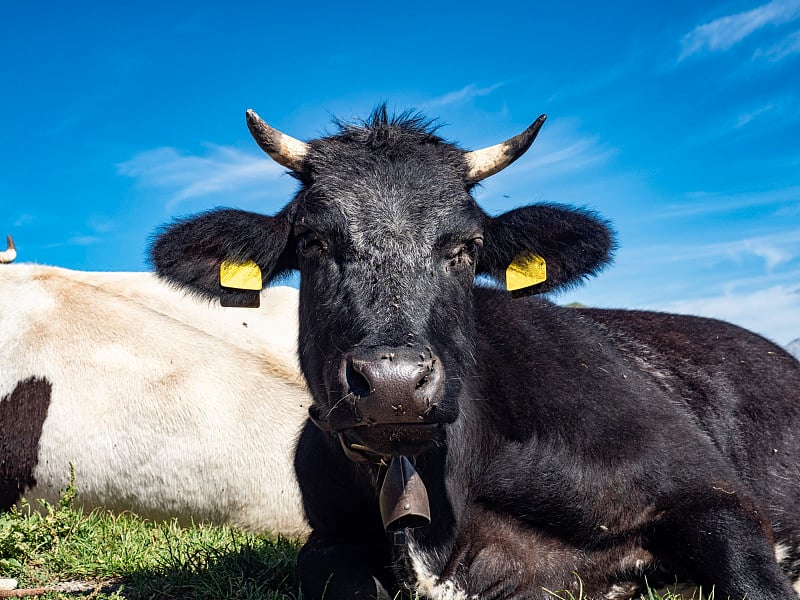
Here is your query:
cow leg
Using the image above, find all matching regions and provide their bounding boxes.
[651,492,797,599]
[298,531,394,600]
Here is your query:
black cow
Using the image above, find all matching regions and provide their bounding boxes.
[151,106,800,599]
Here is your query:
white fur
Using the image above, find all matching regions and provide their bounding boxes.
[602,583,639,599]
[0,263,309,536]
[407,540,477,600]
[775,542,792,564]
[774,543,800,596]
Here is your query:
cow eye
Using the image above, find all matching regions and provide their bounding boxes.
[297,231,328,257]
[447,236,483,267]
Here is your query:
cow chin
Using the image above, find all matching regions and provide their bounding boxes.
[341,423,441,459]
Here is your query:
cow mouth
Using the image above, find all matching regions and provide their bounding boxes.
[308,397,446,461]
[338,424,441,462]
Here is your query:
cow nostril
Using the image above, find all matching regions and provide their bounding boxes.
[415,373,431,390]
[346,360,372,397]
[340,348,445,418]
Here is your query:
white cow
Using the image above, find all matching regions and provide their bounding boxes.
[0,236,309,536]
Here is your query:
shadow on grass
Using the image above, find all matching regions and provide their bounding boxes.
[116,535,301,600]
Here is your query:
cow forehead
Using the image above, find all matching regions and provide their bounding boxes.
[301,163,482,254]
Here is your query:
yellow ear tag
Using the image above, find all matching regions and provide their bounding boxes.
[220,259,262,291]
[506,253,547,291]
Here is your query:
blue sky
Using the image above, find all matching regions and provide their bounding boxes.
[2,1,799,345]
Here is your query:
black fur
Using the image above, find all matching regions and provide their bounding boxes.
[1,377,52,510]
[480,203,615,293]
[151,107,800,599]
[149,208,293,300]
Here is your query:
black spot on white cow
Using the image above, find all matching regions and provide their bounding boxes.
[1,377,51,509]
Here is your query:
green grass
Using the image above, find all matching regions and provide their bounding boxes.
[0,478,301,599]
[543,576,713,600]
[0,480,704,600]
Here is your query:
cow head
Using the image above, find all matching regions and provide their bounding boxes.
[151,106,614,460]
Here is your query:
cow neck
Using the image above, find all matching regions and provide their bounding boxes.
[312,421,437,534]
[332,433,433,533]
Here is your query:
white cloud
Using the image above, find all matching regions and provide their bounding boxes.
[651,284,800,345]
[117,144,286,210]
[519,136,615,174]
[67,235,101,247]
[13,213,34,228]
[425,82,506,107]
[638,228,800,271]
[734,101,780,127]
[754,28,800,60]
[43,234,103,249]
[744,239,794,269]
[679,0,800,60]
[493,119,617,181]
[86,216,117,234]
[471,120,618,208]
[654,186,800,219]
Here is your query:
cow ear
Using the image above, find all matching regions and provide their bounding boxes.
[477,204,615,294]
[149,208,295,301]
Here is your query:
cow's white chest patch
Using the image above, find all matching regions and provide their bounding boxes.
[407,541,477,600]
[773,542,800,594]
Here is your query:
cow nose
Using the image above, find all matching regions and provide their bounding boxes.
[339,347,444,424]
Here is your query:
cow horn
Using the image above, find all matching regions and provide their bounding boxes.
[0,235,16,264]
[464,114,547,183]
[246,109,309,172]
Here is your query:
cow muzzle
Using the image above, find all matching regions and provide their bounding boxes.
[309,345,446,458]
